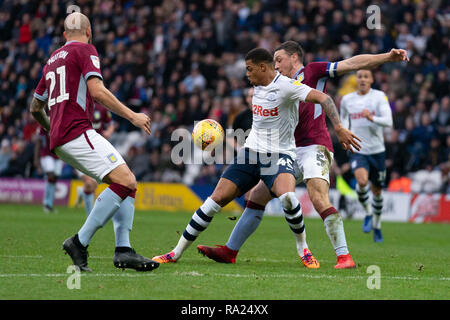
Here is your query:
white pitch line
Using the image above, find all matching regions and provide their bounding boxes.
[0,255,43,259]
[0,272,448,282]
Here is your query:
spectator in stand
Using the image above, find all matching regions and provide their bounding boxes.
[0,0,447,190]
[0,139,12,173]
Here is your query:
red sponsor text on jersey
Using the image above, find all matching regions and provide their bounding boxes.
[350,111,375,120]
[253,105,279,117]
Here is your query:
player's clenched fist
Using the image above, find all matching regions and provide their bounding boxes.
[388,48,409,62]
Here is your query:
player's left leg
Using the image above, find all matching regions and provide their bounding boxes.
[354,166,372,233]
[271,170,319,269]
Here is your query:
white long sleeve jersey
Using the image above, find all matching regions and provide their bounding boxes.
[244,72,313,159]
[340,88,393,155]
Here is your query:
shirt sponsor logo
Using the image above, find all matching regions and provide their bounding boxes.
[252,105,279,117]
[350,111,375,120]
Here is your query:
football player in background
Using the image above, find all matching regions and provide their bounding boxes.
[340,69,393,242]
[34,126,64,213]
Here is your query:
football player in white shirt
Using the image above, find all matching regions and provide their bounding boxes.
[340,69,393,242]
[153,48,360,263]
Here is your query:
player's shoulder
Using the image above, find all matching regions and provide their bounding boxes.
[64,41,99,55]
[277,73,304,87]
[304,61,336,79]
[304,61,331,75]
[305,61,329,71]
[370,88,387,97]
[269,73,294,91]
[342,90,358,100]
[274,73,291,84]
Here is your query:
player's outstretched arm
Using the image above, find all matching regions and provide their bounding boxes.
[336,49,409,76]
[87,77,151,135]
[30,97,50,132]
[305,90,361,152]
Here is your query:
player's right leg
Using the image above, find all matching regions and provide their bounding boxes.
[351,154,372,233]
[197,180,272,263]
[371,185,383,243]
[271,167,319,269]
[300,145,355,269]
[306,178,355,269]
[153,177,241,263]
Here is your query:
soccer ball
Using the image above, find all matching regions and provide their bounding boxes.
[192,119,224,151]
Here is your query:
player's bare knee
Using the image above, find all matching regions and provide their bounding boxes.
[210,193,232,207]
[310,193,330,213]
[105,165,136,190]
[372,186,382,196]
[47,173,57,183]
[279,192,297,211]
[357,179,369,189]
[124,174,137,191]
[84,180,97,193]
[248,187,271,206]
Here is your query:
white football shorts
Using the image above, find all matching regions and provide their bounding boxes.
[40,156,64,176]
[295,144,334,185]
[54,129,125,183]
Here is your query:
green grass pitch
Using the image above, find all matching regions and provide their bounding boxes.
[0,204,449,300]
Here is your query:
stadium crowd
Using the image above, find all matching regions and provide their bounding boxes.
[0,0,448,194]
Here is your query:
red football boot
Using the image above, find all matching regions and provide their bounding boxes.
[197,245,238,264]
[334,253,356,269]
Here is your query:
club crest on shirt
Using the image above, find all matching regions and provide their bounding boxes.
[266,91,277,101]
[90,55,100,69]
[107,153,118,163]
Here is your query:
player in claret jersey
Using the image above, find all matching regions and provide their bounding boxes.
[197,41,408,269]
[30,12,158,272]
[152,47,358,264]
